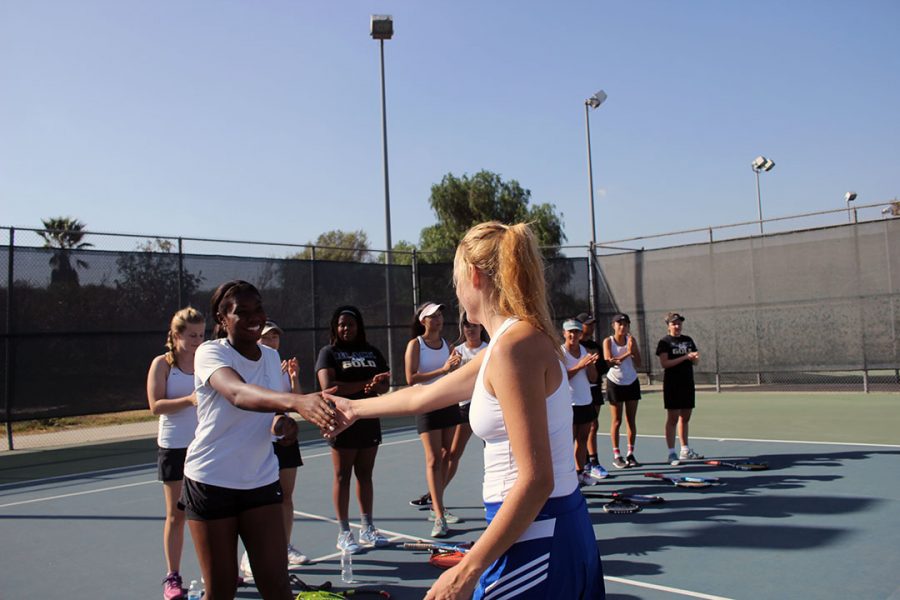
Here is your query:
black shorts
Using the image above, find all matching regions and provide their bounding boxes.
[572,404,598,425]
[273,440,303,469]
[157,447,187,482]
[589,384,604,407]
[663,384,696,410]
[179,478,283,521]
[458,403,471,424]
[416,404,463,434]
[607,379,641,404]
[330,418,382,449]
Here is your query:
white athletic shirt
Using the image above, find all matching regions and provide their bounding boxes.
[457,341,488,406]
[185,339,281,489]
[415,336,449,385]
[469,318,579,503]
[156,365,198,449]
[561,343,593,406]
[606,335,638,385]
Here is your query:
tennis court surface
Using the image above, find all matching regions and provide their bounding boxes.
[1,391,899,599]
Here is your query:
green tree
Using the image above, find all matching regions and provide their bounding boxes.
[291,230,372,262]
[115,239,204,323]
[38,217,93,287]
[417,171,566,262]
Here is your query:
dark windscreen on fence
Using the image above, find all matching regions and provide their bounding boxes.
[1,219,898,422]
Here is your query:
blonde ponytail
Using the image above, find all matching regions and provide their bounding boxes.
[455,221,560,350]
[165,306,205,366]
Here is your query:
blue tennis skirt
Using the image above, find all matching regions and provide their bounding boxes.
[475,489,605,599]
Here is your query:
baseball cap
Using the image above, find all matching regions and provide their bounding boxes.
[575,312,596,325]
[665,312,685,323]
[261,320,283,336]
[612,313,631,324]
[563,319,584,331]
[418,302,445,322]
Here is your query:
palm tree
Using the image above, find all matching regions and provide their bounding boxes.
[38,217,93,287]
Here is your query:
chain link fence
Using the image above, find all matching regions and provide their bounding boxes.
[2,207,899,450]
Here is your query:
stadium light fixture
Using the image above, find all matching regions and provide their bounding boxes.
[751,155,775,234]
[845,191,858,223]
[371,14,395,381]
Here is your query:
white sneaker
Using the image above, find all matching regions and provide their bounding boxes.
[431,517,449,538]
[287,543,310,565]
[336,530,361,554]
[240,551,253,581]
[680,447,704,461]
[359,525,390,547]
[580,471,599,486]
[668,452,680,466]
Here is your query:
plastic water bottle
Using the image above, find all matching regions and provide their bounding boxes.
[187,580,202,600]
[340,548,353,583]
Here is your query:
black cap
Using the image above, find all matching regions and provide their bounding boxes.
[612,313,631,324]
[575,312,595,325]
[665,312,685,323]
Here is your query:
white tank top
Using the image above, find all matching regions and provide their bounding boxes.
[561,343,593,406]
[157,365,199,449]
[469,317,579,503]
[606,335,638,385]
[415,336,449,385]
[457,341,488,406]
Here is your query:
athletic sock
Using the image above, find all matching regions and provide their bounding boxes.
[339,519,351,532]
[361,514,373,528]
[588,454,599,466]
[613,449,621,458]
[668,447,676,455]
[627,445,635,455]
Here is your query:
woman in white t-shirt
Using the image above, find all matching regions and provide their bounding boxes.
[444,312,489,489]
[326,222,603,600]
[146,306,204,600]
[181,280,335,600]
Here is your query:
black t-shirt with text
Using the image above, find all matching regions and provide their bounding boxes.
[655,335,697,388]
[315,343,389,400]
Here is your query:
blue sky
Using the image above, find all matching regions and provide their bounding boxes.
[2,1,898,254]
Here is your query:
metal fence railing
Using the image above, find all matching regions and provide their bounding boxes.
[2,205,899,450]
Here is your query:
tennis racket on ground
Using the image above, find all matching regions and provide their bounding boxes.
[705,459,769,471]
[585,491,665,505]
[402,541,472,569]
[401,541,472,554]
[643,472,719,488]
[602,498,642,514]
[291,575,391,599]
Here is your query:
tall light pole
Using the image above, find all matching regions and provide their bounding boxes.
[584,89,606,325]
[584,90,607,246]
[371,14,394,379]
[751,155,775,234]
[845,191,858,223]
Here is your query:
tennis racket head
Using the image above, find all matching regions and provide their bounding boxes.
[295,591,344,600]
[673,479,712,488]
[429,550,466,569]
[602,499,642,514]
[620,493,665,504]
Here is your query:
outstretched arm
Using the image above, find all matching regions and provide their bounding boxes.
[208,367,334,430]
[327,351,484,431]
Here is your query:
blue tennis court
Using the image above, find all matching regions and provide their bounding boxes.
[2,411,899,599]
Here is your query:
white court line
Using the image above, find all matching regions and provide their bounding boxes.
[0,479,156,508]
[604,576,734,600]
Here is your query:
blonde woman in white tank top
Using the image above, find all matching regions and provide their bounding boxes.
[326,223,604,600]
[146,307,204,599]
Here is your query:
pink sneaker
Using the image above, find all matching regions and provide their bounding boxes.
[162,571,185,600]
